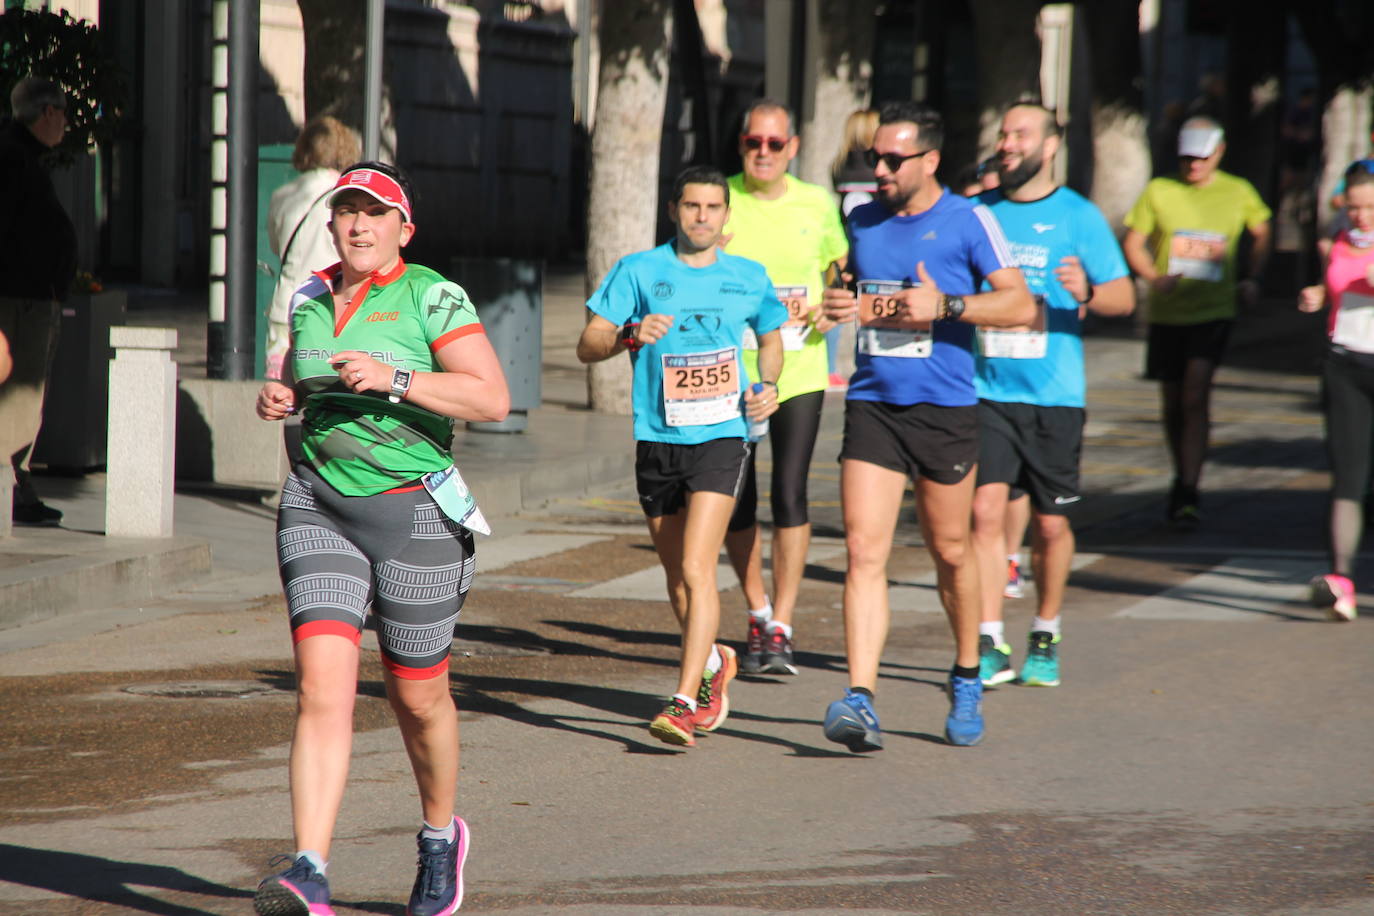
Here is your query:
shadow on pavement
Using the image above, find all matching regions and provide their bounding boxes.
[0,844,251,915]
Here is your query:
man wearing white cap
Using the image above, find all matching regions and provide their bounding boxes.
[1122,116,1271,529]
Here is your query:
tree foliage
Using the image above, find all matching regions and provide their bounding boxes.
[0,7,128,167]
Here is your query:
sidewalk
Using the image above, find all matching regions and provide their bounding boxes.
[0,265,637,632]
[0,275,1332,636]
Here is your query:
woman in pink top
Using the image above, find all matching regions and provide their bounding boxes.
[1298,160,1374,620]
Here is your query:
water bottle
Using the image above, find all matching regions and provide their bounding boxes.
[747,382,770,442]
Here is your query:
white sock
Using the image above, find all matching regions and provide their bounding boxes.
[1007,552,1020,563]
[672,692,697,712]
[421,817,456,844]
[979,621,1005,645]
[1032,616,1060,636]
[295,849,327,875]
[765,620,792,638]
[748,602,773,623]
[704,644,722,674]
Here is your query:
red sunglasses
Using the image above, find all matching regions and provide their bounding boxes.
[741,134,788,153]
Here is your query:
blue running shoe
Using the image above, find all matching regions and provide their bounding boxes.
[254,855,333,916]
[1019,631,1061,686]
[407,817,470,916]
[945,676,984,747]
[823,688,883,752]
[978,634,1016,686]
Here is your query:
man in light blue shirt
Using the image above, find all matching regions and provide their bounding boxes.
[971,103,1135,689]
[578,165,786,749]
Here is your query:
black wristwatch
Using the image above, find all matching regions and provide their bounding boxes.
[940,294,966,322]
[621,321,643,352]
[389,367,414,403]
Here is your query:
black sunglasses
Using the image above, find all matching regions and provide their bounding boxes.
[864,148,934,172]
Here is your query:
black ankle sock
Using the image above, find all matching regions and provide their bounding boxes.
[850,686,874,699]
[951,664,980,681]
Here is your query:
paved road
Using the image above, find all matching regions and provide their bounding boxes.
[1,302,1372,915]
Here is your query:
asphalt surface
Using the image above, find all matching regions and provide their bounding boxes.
[1,295,1372,915]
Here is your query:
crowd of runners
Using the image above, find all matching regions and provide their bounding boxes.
[249,94,1372,915]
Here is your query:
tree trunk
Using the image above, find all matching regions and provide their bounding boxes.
[585,2,674,414]
[797,0,876,189]
[296,0,395,157]
[1292,1,1374,228]
[1081,0,1151,235]
[1223,6,1286,199]
[969,0,1044,160]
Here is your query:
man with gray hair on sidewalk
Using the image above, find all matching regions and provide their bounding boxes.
[0,75,76,527]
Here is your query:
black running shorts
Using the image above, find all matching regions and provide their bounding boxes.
[635,438,751,518]
[839,399,978,485]
[975,400,1085,515]
[1145,320,1233,382]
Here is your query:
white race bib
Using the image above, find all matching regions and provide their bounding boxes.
[856,279,931,358]
[978,295,1048,359]
[1332,291,1374,354]
[1167,230,1227,282]
[661,346,742,427]
[423,464,491,536]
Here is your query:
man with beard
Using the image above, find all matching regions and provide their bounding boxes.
[1123,117,1271,528]
[819,101,1034,751]
[969,104,1135,689]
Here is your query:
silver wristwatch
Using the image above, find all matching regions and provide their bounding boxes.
[388,367,414,403]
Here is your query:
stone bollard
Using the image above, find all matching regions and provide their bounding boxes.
[106,327,178,537]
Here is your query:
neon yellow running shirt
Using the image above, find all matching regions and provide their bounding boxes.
[725,173,849,401]
[1125,171,1270,325]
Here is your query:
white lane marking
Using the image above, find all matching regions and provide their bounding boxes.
[569,545,847,601]
[881,553,1106,614]
[478,535,611,573]
[1113,557,1317,622]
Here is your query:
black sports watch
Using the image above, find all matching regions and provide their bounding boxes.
[940,294,966,322]
[389,367,414,403]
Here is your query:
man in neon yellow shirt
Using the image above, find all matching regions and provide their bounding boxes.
[1123,117,1271,528]
[722,98,849,675]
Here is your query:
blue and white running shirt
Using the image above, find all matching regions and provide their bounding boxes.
[846,188,1015,406]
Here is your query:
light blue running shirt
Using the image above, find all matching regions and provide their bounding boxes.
[587,242,789,444]
[974,187,1128,408]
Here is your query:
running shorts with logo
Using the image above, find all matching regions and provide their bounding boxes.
[840,399,979,485]
[975,401,1085,514]
[278,463,475,679]
[725,172,849,402]
[636,438,752,518]
[1124,171,1270,326]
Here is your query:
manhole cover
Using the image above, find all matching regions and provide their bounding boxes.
[122,680,282,699]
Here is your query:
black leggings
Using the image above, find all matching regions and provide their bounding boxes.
[1323,350,1374,501]
[729,390,824,531]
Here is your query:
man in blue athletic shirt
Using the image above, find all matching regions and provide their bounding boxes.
[970,103,1135,690]
[578,165,787,749]
[820,102,1035,751]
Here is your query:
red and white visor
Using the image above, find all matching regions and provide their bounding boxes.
[328,168,412,222]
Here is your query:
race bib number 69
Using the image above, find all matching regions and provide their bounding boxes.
[857,279,932,358]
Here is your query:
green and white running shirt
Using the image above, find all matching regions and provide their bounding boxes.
[287,259,485,495]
